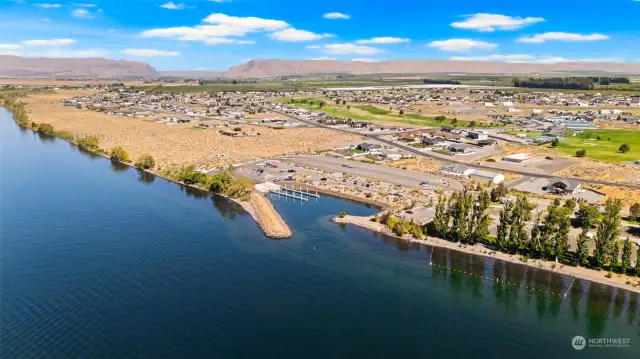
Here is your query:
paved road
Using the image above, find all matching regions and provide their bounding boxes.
[286,155,463,191]
[277,111,640,190]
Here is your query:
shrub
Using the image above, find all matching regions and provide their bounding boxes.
[135,154,156,170]
[576,149,586,157]
[338,211,347,218]
[485,158,496,162]
[109,146,130,163]
[551,138,560,147]
[233,127,242,132]
[55,130,74,141]
[77,135,100,150]
[36,122,55,135]
[545,156,554,160]
[619,143,630,153]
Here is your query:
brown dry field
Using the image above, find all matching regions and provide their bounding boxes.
[22,90,360,170]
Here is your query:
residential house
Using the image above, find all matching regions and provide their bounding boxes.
[446,143,475,154]
[468,131,488,140]
[357,143,382,153]
[440,164,475,176]
[544,177,581,195]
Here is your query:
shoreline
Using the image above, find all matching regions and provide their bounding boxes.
[280,182,391,210]
[334,214,640,294]
[3,110,292,239]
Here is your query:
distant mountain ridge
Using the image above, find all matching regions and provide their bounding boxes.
[223,59,640,78]
[0,55,159,78]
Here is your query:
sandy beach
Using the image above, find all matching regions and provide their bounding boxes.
[335,214,640,294]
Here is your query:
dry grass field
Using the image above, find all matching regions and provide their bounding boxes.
[22,90,360,170]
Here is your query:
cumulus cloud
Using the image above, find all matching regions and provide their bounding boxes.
[323,12,350,20]
[355,37,410,44]
[142,13,289,44]
[36,4,61,8]
[72,8,94,18]
[323,43,382,55]
[451,13,544,32]
[22,38,76,46]
[269,28,333,42]
[427,39,497,52]
[0,44,23,50]
[160,1,185,10]
[72,3,96,7]
[305,45,321,49]
[517,32,610,43]
[122,48,181,57]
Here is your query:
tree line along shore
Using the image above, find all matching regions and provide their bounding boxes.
[337,184,640,291]
[1,93,291,239]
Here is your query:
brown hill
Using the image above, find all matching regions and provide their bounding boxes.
[223,59,640,78]
[0,55,159,78]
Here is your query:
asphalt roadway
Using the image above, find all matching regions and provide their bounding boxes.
[276,111,640,190]
[286,155,463,191]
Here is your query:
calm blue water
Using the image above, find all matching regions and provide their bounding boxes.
[1,109,639,358]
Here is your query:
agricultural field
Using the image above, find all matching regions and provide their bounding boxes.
[281,97,503,128]
[546,129,640,163]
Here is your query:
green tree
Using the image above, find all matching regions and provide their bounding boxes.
[576,203,600,228]
[552,207,572,263]
[629,203,640,220]
[575,226,590,267]
[594,198,623,269]
[508,195,533,254]
[619,143,630,153]
[468,190,491,244]
[36,122,55,135]
[433,192,450,239]
[399,109,404,115]
[496,201,513,251]
[529,212,543,257]
[576,149,586,157]
[109,146,130,162]
[134,154,156,170]
[449,190,472,242]
[621,238,632,274]
[539,198,561,260]
[469,121,477,128]
[210,171,234,193]
[490,182,507,202]
[551,138,560,147]
[338,211,347,218]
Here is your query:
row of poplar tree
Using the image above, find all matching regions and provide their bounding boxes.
[430,188,640,275]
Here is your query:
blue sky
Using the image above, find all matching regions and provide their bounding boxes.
[1,0,639,70]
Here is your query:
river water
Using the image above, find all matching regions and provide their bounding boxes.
[1,109,639,358]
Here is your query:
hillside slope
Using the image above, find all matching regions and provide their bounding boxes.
[0,55,160,78]
[223,59,640,78]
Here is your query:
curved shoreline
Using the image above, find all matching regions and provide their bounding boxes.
[334,214,640,294]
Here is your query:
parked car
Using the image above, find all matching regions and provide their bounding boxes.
[342,164,355,169]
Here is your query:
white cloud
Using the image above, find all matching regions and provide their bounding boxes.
[0,44,22,50]
[269,28,333,42]
[37,3,61,8]
[451,13,545,32]
[142,13,290,45]
[22,38,76,46]
[73,3,96,7]
[355,37,410,44]
[517,32,610,43]
[323,43,382,55]
[311,57,336,60]
[202,13,288,31]
[305,45,321,49]
[427,39,497,52]
[72,8,94,18]
[40,18,51,22]
[451,54,624,64]
[350,58,380,62]
[323,12,350,20]
[23,48,106,58]
[122,48,181,57]
[160,1,185,10]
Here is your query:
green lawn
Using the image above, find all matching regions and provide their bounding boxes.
[280,98,488,128]
[355,105,392,115]
[546,129,640,163]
